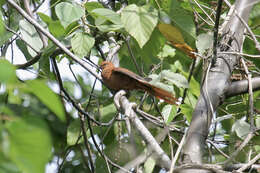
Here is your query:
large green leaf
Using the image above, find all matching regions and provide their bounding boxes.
[19,20,43,57]
[85,2,104,12]
[161,70,189,88]
[38,12,65,37]
[0,11,5,36]
[144,157,156,173]
[71,32,95,57]
[67,119,84,145]
[162,0,196,45]
[232,119,250,139]
[0,60,17,84]
[90,8,123,32]
[196,32,213,55]
[121,4,158,48]
[91,8,121,25]
[55,2,84,28]
[5,116,52,173]
[25,80,65,122]
[162,104,177,124]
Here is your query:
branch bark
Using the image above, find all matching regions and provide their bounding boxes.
[180,0,257,172]
[226,77,260,98]
[114,90,172,170]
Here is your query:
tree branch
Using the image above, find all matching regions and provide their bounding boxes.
[114,90,172,170]
[180,1,255,172]
[226,77,260,98]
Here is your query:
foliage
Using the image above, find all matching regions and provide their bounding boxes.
[0,0,260,173]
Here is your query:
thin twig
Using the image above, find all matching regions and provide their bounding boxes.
[206,139,230,159]
[51,57,95,172]
[223,0,260,53]
[125,36,143,76]
[236,153,260,172]
[193,0,215,25]
[240,58,255,130]
[219,51,260,58]
[223,132,255,165]
[169,131,187,172]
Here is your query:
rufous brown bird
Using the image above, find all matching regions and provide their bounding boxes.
[100,61,177,104]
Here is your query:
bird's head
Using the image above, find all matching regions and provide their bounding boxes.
[100,61,114,70]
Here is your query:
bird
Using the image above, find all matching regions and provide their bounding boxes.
[100,61,177,105]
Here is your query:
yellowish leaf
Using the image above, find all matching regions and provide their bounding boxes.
[158,23,196,59]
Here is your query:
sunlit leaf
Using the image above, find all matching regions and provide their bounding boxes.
[26,80,65,122]
[5,116,52,173]
[180,104,193,123]
[19,20,43,57]
[144,157,156,173]
[67,119,83,145]
[161,70,189,88]
[148,74,174,93]
[162,104,177,124]
[0,60,16,84]
[85,2,104,12]
[158,23,195,58]
[196,32,213,55]
[91,8,121,25]
[232,119,250,139]
[71,32,95,57]
[158,23,185,44]
[0,11,5,36]
[55,2,84,28]
[158,44,176,59]
[121,4,158,48]
[38,12,65,37]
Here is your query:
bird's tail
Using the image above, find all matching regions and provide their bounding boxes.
[139,82,177,105]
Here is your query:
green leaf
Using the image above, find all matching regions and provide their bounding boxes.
[0,10,20,46]
[144,157,156,173]
[121,4,158,48]
[232,119,250,139]
[90,8,123,32]
[162,104,177,124]
[71,32,95,57]
[16,39,33,61]
[100,103,117,122]
[5,116,52,173]
[162,0,196,44]
[161,70,189,88]
[0,153,20,173]
[158,44,176,59]
[38,12,65,37]
[180,104,193,123]
[141,28,166,59]
[37,12,52,24]
[85,2,104,12]
[256,115,260,129]
[25,80,65,122]
[67,119,83,145]
[91,8,121,25]
[19,20,43,57]
[0,60,16,84]
[0,11,5,36]
[55,2,84,28]
[148,74,174,94]
[196,32,213,55]
[189,76,200,97]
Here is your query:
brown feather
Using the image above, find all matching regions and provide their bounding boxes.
[100,61,177,105]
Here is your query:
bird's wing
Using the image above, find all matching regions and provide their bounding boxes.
[113,67,146,83]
